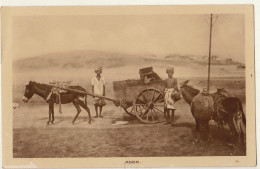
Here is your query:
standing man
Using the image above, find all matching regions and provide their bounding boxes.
[92,66,106,118]
[164,66,180,126]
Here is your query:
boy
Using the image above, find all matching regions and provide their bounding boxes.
[91,66,106,118]
[164,66,179,125]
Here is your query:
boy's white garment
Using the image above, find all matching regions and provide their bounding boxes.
[164,88,175,110]
[91,76,105,97]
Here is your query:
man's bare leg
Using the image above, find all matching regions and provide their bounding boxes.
[99,106,103,118]
[171,110,175,126]
[167,110,171,124]
[94,105,98,118]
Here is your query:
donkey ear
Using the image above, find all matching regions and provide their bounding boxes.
[183,80,190,84]
[180,80,189,86]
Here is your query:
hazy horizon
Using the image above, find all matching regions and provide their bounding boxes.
[12,14,245,63]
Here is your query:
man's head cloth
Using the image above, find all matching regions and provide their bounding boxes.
[95,66,103,73]
[166,66,174,73]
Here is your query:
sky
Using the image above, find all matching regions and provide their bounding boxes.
[12,14,245,62]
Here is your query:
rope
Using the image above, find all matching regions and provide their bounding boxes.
[47,81,72,114]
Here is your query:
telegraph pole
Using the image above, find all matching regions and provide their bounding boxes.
[207,14,213,92]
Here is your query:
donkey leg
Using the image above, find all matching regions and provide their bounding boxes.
[195,119,200,142]
[47,102,54,125]
[233,111,246,144]
[78,100,92,124]
[47,112,51,125]
[226,119,240,154]
[226,118,240,146]
[72,101,81,124]
[228,119,238,137]
[204,121,212,141]
[51,108,55,124]
[228,120,239,143]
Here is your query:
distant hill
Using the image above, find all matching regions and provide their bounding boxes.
[14,50,159,71]
[13,50,243,71]
[165,54,242,65]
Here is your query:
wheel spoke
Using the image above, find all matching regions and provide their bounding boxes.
[137,98,147,104]
[136,106,143,116]
[151,109,155,121]
[154,98,164,104]
[151,90,156,102]
[141,108,150,118]
[153,93,161,103]
[135,103,147,106]
[123,106,136,116]
[129,107,134,114]
[138,105,146,113]
[149,90,153,102]
[141,93,149,103]
[154,107,165,114]
[152,108,159,119]
[146,90,151,102]
[146,110,150,121]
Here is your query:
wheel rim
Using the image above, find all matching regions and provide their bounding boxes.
[134,88,165,124]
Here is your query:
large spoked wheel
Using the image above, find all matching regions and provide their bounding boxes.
[134,88,165,124]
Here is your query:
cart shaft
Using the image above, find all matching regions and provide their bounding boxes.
[47,84,119,102]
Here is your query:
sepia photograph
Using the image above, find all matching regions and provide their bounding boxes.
[2,5,256,168]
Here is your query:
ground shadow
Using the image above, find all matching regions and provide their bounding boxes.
[173,122,194,129]
[37,116,91,125]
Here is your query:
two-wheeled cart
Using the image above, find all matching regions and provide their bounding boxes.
[50,67,166,124]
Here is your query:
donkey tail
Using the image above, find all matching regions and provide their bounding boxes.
[238,99,246,125]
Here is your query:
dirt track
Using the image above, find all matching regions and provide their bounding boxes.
[13,100,194,129]
[13,100,246,157]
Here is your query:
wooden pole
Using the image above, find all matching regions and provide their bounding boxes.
[47,84,119,102]
[207,14,213,92]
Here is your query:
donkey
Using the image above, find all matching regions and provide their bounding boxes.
[179,80,246,142]
[22,81,92,124]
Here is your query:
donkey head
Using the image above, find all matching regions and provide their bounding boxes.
[179,80,200,105]
[179,80,190,87]
[23,81,35,102]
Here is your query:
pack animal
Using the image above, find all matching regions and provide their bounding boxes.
[22,81,92,124]
[180,80,246,143]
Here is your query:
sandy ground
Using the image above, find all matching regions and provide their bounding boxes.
[12,61,246,157]
[13,100,194,129]
[13,100,246,157]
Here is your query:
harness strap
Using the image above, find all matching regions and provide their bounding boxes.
[45,88,63,114]
[52,90,62,114]
[212,104,226,125]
